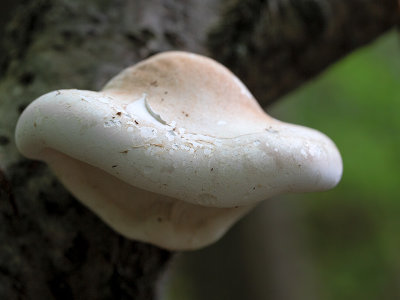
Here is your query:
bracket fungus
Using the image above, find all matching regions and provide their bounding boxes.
[15,51,342,250]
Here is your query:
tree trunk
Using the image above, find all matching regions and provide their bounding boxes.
[0,0,398,299]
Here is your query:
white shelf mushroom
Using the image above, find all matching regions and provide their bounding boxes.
[15,51,342,250]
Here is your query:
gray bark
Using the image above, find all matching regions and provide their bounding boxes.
[209,0,400,104]
[0,0,398,299]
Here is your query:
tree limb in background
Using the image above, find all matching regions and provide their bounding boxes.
[208,0,400,106]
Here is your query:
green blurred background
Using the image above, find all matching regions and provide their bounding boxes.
[165,31,400,300]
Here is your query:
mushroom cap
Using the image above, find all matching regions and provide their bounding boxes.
[15,51,342,250]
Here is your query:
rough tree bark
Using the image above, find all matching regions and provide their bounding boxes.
[0,0,398,299]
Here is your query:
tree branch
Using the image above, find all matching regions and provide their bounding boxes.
[208,0,400,106]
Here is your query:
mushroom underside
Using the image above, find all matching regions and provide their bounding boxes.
[43,149,254,250]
